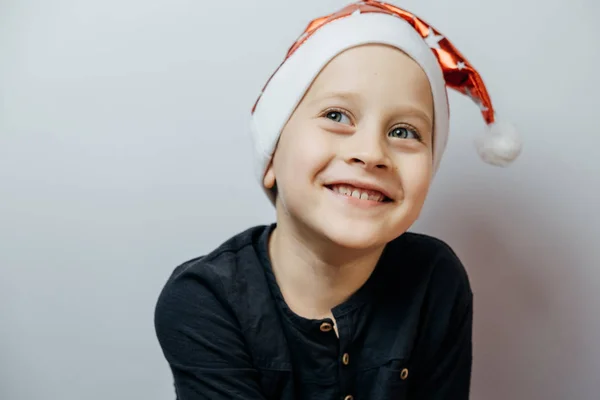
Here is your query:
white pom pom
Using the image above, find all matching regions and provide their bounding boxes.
[474,119,523,167]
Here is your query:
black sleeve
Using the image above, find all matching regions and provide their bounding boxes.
[154,263,268,400]
[410,296,473,399]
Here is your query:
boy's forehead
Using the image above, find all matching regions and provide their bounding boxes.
[305,44,431,104]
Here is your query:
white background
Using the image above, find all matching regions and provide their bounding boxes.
[1,0,599,399]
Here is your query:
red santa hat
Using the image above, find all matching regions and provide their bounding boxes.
[250,0,522,198]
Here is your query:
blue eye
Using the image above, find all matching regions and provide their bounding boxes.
[325,110,352,124]
[389,126,420,140]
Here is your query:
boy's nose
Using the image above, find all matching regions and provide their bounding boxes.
[344,134,391,171]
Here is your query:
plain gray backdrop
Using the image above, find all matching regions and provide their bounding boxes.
[1,0,599,399]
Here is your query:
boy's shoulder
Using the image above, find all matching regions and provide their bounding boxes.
[157,224,270,299]
[385,231,472,297]
[392,230,462,263]
[153,225,282,370]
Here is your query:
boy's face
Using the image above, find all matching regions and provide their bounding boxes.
[263,44,434,250]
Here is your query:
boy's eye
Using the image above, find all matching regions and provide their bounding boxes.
[389,126,420,140]
[325,110,352,125]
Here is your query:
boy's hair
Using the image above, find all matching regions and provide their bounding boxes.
[251,1,522,204]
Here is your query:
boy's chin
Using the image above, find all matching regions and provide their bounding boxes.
[319,223,404,251]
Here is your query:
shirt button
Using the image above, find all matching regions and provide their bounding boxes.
[342,353,350,365]
[319,322,333,332]
[400,368,409,380]
[343,396,354,400]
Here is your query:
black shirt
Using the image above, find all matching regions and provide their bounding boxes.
[154,224,473,399]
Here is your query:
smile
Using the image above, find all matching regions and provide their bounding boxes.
[325,184,392,203]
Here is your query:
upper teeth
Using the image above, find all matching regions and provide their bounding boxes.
[331,185,385,202]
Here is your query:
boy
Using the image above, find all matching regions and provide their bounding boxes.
[154,1,522,399]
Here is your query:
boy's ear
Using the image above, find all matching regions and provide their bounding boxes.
[263,160,276,190]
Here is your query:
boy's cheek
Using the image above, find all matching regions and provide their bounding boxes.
[282,131,332,170]
[405,172,433,205]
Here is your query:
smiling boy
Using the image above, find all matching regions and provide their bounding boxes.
[154,1,521,399]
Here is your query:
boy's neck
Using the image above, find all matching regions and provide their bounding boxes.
[267,221,385,321]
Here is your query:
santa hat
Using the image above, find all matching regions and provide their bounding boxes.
[250,0,522,199]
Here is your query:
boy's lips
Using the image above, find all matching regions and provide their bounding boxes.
[323,179,394,202]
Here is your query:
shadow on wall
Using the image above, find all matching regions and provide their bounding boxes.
[416,185,586,400]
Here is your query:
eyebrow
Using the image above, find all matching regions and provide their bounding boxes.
[393,105,433,128]
[310,91,433,127]
[309,91,362,106]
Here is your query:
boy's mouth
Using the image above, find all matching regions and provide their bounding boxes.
[325,184,392,203]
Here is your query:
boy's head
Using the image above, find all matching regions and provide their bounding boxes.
[250,1,522,249]
[263,44,434,249]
